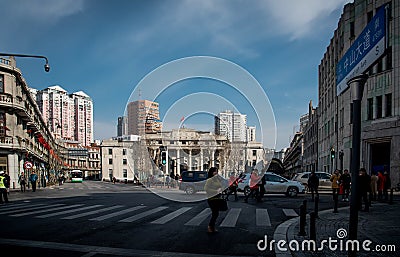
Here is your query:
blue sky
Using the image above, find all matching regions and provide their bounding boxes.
[0,0,352,150]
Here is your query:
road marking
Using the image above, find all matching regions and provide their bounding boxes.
[0,203,46,213]
[0,204,64,215]
[220,208,241,227]
[184,208,210,226]
[87,206,145,221]
[10,204,82,217]
[119,206,168,223]
[63,205,126,220]
[256,208,271,227]
[282,208,298,217]
[36,205,104,218]
[151,207,192,224]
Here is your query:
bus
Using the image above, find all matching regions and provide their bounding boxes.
[70,170,83,183]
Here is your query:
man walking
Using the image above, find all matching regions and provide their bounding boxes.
[29,171,38,192]
[18,171,27,192]
[307,171,319,201]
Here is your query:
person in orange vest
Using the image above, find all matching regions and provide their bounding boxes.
[0,171,9,204]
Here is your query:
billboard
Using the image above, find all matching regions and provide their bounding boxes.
[336,5,387,96]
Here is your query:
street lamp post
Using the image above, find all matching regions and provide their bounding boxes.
[0,53,50,72]
[347,74,368,257]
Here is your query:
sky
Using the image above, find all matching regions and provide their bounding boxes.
[0,0,352,150]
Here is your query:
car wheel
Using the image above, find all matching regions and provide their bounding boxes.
[185,186,195,195]
[286,186,298,197]
[244,186,250,196]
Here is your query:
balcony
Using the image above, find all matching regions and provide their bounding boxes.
[0,136,13,148]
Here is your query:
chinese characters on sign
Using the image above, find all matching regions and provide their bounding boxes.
[336,5,387,96]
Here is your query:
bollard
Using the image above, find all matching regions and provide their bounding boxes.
[310,211,316,241]
[298,204,306,236]
[389,188,394,205]
[333,193,339,213]
[314,195,319,218]
[303,199,307,210]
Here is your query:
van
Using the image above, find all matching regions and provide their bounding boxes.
[178,171,208,194]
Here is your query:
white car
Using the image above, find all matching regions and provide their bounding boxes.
[238,172,305,197]
[292,171,333,190]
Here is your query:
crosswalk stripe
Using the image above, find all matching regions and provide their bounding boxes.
[119,206,168,223]
[0,204,63,215]
[0,203,46,213]
[36,205,104,218]
[220,208,241,227]
[256,209,271,227]
[184,208,210,226]
[282,208,298,217]
[64,205,125,220]
[151,207,192,224]
[10,204,83,217]
[87,206,145,221]
[0,202,32,210]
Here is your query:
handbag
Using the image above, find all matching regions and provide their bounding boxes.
[216,197,228,211]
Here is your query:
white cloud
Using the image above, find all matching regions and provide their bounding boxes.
[259,0,353,40]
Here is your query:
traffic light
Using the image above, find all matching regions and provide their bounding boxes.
[161,151,167,165]
[331,148,336,159]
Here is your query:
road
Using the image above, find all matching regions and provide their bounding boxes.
[1,181,347,257]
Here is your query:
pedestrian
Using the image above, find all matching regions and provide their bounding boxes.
[166,175,170,188]
[307,171,319,201]
[258,172,266,201]
[4,171,10,194]
[370,172,378,201]
[226,172,239,201]
[383,171,391,201]
[359,168,371,212]
[112,176,116,184]
[0,171,9,203]
[330,169,341,213]
[244,169,261,203]
[377,171,385,201]
[204,167,223,233]
[339,169,351,201]
[29,171,38,192]
[18,171,27,192]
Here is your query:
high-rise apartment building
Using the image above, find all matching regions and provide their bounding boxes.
[215,110,247,142]
[35,85,93,146]
[127,100,162,135]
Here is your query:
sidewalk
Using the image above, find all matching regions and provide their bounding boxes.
[275,196,400,257]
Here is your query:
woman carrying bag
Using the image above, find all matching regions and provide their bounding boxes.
[204,167,227,233]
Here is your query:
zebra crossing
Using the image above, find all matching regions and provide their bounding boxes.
[0,202,299,228]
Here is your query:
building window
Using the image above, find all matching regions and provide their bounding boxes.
[109,158,113,165]
[123,159,127,165]
[367,98,373,120]
[376,95,382,119]
[367,11,373,23]
[385,93,392,117]
[0,74,3,93]
[123,149,126,155]
[108,148,112,155]
[350,21,355,38]
[123,169,127,178]
[252,150,257,156]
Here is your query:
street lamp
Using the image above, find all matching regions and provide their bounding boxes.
[0,52,50,72]
[347,74,368,257]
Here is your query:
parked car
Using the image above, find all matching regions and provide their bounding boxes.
[178,171,208,194]
[264,172,305,197]
[238,172,305,197]
[292,171,333,190]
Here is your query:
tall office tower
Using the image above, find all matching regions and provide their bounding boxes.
[215,110,247,142]
[127,100,162,135]
[35,85,93,146]
[117,116,128,136]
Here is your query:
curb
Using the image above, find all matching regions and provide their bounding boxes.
[273,206,350,257]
